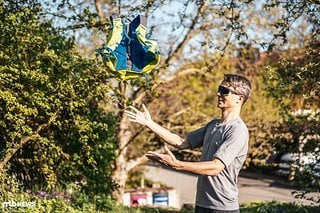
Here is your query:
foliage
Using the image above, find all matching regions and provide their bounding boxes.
[262,0,319,50]
[247,38,319,170]
[240,200,320,213]
[0,172,123,212]
[267,40,319,113]
[265,38,320,158]
[0,172,83,212]
[0,0,117,201]
[265,39,320,203]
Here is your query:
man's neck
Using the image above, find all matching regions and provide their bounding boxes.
[220,108,241,123]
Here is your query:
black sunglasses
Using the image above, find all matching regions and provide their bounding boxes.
[218,86,240,96]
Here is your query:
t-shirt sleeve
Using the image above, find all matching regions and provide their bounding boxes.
[187,126,206,149]
[213,125,248,167]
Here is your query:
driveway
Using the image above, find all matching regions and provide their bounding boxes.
[144,165,320,208]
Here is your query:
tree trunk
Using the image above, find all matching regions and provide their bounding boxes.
[112,109,133,203]
[112,150,129,203]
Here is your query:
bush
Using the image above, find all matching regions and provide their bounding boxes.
[240,200,320,213]
[0,173,116,213]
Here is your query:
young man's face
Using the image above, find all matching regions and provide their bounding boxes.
[217,84,242,109]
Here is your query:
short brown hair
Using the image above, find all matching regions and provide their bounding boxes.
[221,74,252,104]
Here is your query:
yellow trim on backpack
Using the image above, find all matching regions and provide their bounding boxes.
[106,18,123,51]
[135,25,161,74]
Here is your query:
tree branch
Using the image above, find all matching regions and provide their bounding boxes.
[94,0,106,24]
[179,149,201,156]
[126,147,164,172]
[132,89,147,105]
[163,0,206,68]
[168,107,191,121]
[0,110,60,172]
[160,68,204,83]
[117,127,146,157]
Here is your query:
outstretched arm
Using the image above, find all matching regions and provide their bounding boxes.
[125,104,190,150]
[146,146,225,176]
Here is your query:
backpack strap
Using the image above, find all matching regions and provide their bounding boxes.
[96,15,123,73]
[129,15,160,76]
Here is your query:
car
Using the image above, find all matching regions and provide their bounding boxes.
[276,153,319,178]
[313,163,320,178]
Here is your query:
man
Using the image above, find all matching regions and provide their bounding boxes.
[125,74,252,212]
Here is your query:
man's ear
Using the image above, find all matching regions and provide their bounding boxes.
[238,95,244,104]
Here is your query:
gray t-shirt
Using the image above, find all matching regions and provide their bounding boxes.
[187,117,249,211]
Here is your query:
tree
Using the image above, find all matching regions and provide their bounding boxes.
[266,39,319,188]
[0,0,117,200]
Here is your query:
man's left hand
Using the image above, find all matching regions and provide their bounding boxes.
[146,146,180,169]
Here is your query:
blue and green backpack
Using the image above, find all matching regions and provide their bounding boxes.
[96,15,161,80]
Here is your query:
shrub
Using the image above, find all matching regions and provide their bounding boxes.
[240,200,320,213]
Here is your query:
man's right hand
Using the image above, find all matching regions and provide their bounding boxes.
[125,104,153,126]
[125,104,189,150]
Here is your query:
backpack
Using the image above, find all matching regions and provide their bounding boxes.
[96,15,161,80]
